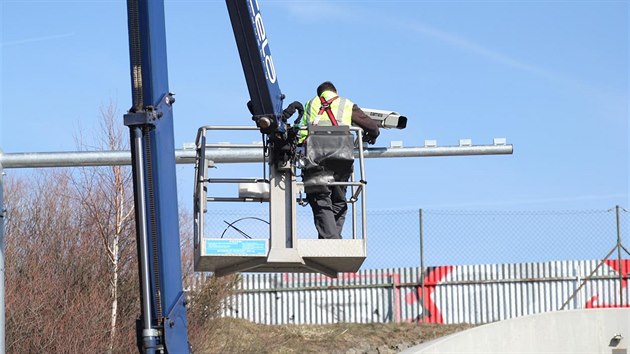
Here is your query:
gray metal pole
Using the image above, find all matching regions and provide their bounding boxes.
[616,205,623,306]
[130,128,159,349]
[0,161,5,354]
[0,144,513,169]
[419,208,425,322]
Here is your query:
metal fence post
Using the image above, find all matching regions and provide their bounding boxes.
[561,206,628,310]
[616,205,623,305]
[419,208,425,322]
[0,163,5,354]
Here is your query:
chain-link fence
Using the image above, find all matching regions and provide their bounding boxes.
[201,205,628,270]
[195,205,630,326]
[419,207,629,267]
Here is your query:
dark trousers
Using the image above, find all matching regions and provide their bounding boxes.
[306,167,352,239]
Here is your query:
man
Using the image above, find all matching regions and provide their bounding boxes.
[299,81,380,239]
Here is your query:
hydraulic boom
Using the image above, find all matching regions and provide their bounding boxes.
[124,1,189,352]
[124,1,291,352]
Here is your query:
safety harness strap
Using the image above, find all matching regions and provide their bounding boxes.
[317,95,339,126]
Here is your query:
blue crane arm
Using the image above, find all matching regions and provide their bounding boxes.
[123,1,288,353]
[124,1,189,353]
[226,0,286,134]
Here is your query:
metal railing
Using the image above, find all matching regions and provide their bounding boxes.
[193,125,368,244]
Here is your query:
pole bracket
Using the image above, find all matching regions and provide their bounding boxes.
[124,92,175,127]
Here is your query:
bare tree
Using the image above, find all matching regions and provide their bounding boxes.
[3,102,240,352]
[72,102,137,352]
[4,170,111,352]
[4,102,139,352]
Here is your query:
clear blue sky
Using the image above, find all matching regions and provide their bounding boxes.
[1,1,628,267]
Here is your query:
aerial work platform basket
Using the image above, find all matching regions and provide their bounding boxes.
[193,126,368,278]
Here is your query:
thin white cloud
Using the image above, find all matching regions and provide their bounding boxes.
[1,33,75,47]
[401,20,565,81]
[284,3,620,98]
[398,19,628,126]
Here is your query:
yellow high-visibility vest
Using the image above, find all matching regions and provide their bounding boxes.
[298,90,354,143]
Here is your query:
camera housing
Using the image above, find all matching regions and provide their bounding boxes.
[361,108,408,129]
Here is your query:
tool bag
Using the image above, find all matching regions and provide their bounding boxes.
[301,125,354,192]
[304,125,354,169]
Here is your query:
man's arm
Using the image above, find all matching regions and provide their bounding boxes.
[351,104,380,144]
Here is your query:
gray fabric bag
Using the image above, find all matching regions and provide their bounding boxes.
[304,125,354,168]
[301,125,354,193]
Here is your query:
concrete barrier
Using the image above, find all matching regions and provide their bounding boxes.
[402,309,630,354]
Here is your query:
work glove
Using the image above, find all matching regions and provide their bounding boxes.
[363,130,379,145]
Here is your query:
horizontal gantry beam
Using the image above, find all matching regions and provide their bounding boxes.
[0,144,512,169]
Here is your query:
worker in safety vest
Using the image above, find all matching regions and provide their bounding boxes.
[298,81,380,239]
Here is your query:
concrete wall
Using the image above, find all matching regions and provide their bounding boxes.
[402,308,630,354]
